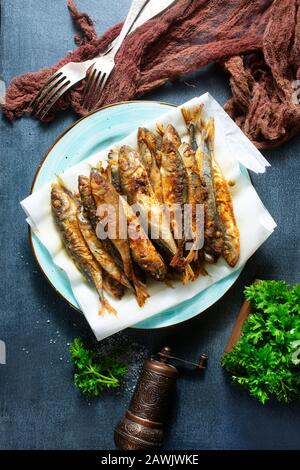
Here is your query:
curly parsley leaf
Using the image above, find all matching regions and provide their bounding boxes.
[222,281,300,404]
[70,338,128,397]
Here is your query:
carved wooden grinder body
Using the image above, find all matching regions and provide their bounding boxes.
[114,347,207,450]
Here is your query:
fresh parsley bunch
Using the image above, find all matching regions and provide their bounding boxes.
[222,281,300,404]
[70,338,128,397]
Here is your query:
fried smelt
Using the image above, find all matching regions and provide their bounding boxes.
[77,207,133,290]
[51,183,116,316]
[90,169,149,307]
[212,161,240,267]
[118,145,177,258]
[137,128,163,202]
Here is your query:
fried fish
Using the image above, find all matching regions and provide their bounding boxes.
[77,207,133,290]
[212,161,240,267]
[90,169,149,306]
[118,145,177,258]
[137,128,163,202]
[179,142,204,263]
[195,118,224,263]
[51,183,116,315]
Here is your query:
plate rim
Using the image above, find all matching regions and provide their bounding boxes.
[29,99,244,330]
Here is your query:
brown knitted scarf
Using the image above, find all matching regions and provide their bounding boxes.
[2,0,300,149]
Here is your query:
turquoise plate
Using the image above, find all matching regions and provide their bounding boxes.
[30,101,245,329]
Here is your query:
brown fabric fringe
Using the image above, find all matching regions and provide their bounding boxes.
[3,0,300,149]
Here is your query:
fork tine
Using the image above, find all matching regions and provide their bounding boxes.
[82,66,96,100]
[84,70,101,109]
[32,75,67,114]
[91,73,108,108]
[39,82,74,120]
[99,73,110,95]
[86,71,104,110]
[30,71,63,110]
[35,80,70,119]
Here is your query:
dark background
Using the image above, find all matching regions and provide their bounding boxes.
[1,0,299,450]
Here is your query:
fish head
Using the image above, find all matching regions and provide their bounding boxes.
[163,124,181,148]
[90,168,109,198]
[119,146,140,176]
[78,175,91,196]
[51,184,76,219]
[138,127,157,153]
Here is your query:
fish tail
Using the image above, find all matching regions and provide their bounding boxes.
[204,118,215,143]
[182,264,195,284]
[181,105,203,127]
[156,123,165,137]
[120,274,135,292]
[169,241,185,270]
[133,273,149,307]
[98,297,118,316]
[185,244,198,264]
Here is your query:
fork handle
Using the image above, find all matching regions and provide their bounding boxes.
[112,0,151,55]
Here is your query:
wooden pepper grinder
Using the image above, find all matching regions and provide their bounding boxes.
[114,346,208,450]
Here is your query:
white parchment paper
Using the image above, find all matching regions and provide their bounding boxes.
[21,93,276,340]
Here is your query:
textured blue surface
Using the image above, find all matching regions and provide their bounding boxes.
[1,0,300,451]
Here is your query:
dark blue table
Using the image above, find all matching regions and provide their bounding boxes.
[1,0,299,450]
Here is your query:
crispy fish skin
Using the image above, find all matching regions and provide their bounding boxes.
[78,175,99,230]
[118,145,177,257]
[90,169,148,307]
[181,106,203,152]
[179,142,204,263]
[107,148,122,194]
[196,119,224,263]
[119,197,167,281]
[78,174,122,267]
[157,123,181,148]
[51,184,116,316]
[77,207,133,290]
[160,138,195,280]
[103,271,124,299]
[212,161,240,267]
[137,128,163,202]
[160,139,188,220]
[118,145,151,203]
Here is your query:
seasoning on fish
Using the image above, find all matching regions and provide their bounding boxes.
[78,173,122,267]
[195,118,224,263]
[160,139,188,236]
[160,137,195,281]
[103,271,124,299]
[212,160,240,267]
[137,128,163,202]
[78,175,99,230]
[90,168,148,307]
[77,207,133,290]
[51,183,116,316]
[179,142,204,263]
[107,148,122,194]
[157,123,181,148]
[118,145,177,257]
[181,105,203,152]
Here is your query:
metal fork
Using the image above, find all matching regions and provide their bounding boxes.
[31,0,176,119]
[82,0,151,110]
[30,60,96,119]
